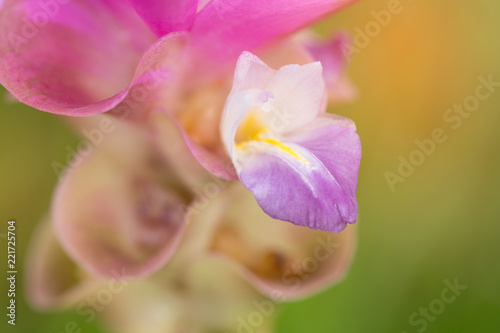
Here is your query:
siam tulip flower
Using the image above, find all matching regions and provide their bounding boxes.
[0,0,361,231]
[3,0,363,331]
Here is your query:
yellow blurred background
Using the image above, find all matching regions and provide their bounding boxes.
[1,0,500,332]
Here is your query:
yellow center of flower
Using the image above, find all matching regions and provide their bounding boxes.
[235,111,265,144]
[235,112,307,163]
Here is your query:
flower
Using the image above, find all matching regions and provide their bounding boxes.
[0,2,362,233]
[220,51,361,232]
[3,0,363,331]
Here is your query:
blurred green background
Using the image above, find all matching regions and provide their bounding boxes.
[1,0,500,332]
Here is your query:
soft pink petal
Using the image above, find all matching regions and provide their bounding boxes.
[225,227,357,301]
[201,183,357,300]
[52,120,189,279]
[128,0,198,36]
[0,0,186,116]
[190,0,360,70]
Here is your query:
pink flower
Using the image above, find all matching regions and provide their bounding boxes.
[4,0,363,319]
